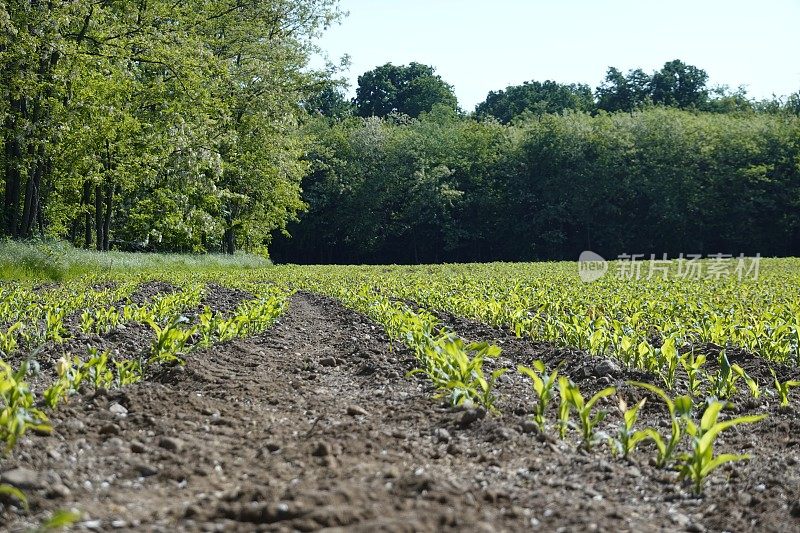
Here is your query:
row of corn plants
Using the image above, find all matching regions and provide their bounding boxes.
[263,263,793,494]
[289,262,800,405]
[0,274,290,461]
[518,359,766,493]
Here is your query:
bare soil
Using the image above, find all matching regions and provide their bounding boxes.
[2,292,800,532]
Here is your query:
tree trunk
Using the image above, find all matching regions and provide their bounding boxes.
[3,141,22,237]
[82,181,92,248]
[224,226,236,255]
[94,184,104,251]
[21,143,45,238]
[102,183,115,251]
[2,99,24,237]
[20,161,35,237]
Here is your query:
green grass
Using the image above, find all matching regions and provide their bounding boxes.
[0,240,271,281]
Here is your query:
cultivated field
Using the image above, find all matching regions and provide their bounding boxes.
[1,259,800,531]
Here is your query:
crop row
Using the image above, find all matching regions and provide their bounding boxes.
[0,275,289,471]
[271,264,800,493]
[277,262,800,398]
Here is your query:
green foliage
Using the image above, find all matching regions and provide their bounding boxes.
[0,1,341,253]
[609,397,651,460]
[476,79,595,123]
[629,381,693,468]
[518,360,559,431]
[355,62,457,118]
[770,368,800,407]
[678,402,766,494]
[0,360,51,452]
[560,380,616,450]
[278,106,800,264]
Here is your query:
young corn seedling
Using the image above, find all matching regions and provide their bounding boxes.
[0,360,51,452]
[678,401,766,494]
[609,397,650,460]
[560,379,616,450]
[629,381,693,468]
[115,359,143,387]
[95,307,121,334]
[770,368,800,407]
[0,323,23,356]
[414,336,505,410]
[197,306,220,347]
[658,336,680,390]
[43,356,75,409]
[518,360,559,432]
[734,366,760,400]
[706,350,744,400]
[83,348,114,389]
[215,318,240,343]
[0,483,27,510]
[80,309,96,334]
[557,376,571,439]
[45,308,67,343]
[680,349,707,397]
[121,303,138,322]
[147,316,197,365]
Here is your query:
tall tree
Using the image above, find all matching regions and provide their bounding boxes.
[354,62,457,118]
[650,59,709,108]
[475,80,594,123]
[596,67,651,112]
[0,0,342,254]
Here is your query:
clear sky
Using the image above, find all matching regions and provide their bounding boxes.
[313,0,800,111]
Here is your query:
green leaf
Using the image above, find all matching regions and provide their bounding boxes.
[0,483,28,510]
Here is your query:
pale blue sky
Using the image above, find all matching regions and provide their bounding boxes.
[314,0,800,111]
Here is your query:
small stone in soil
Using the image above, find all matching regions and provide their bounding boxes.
[46,484,71,499]
[346,405,369,416]
[134,464,159,477]
[99,423,120,436]
[458,408,486,428]
[312,442,331,457]
[109,403,128,416]
[65,419,85,432]
[158,437,185,453]
[1,467,44,490]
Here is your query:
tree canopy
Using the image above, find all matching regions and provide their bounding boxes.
[476,80,595,123]
[273,105,800,264]
[3,13,799,265]
[354,62,458,118]
[1,0,340,254]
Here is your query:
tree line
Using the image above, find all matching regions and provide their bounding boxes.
[1,0,339,254]
[272,60,800,263]
[3,6,799,263]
